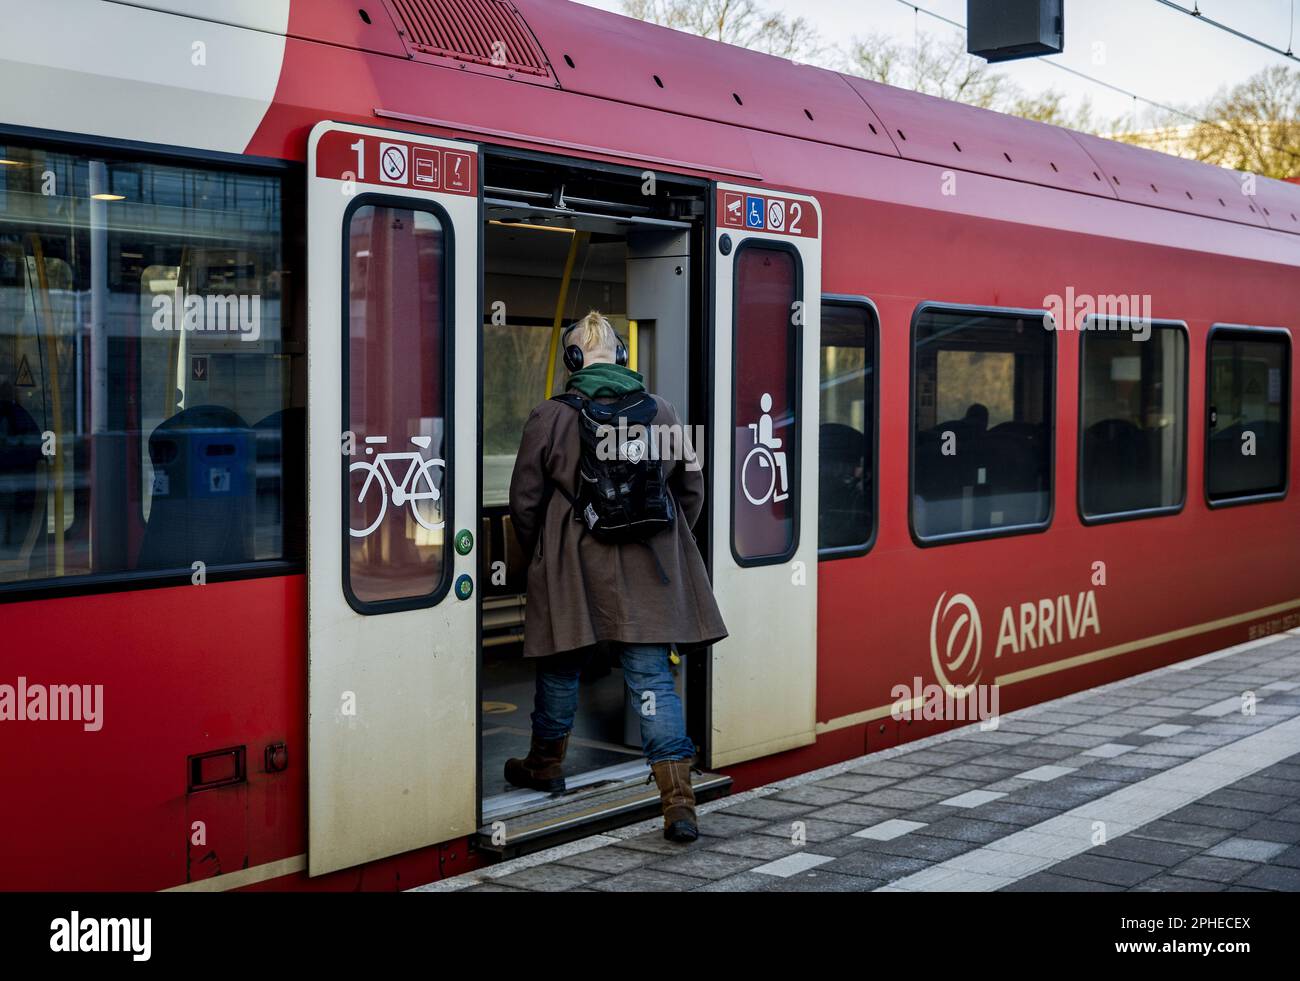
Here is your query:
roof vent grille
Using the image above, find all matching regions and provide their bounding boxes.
[386,0,550,76]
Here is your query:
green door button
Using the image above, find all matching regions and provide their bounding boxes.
[454,528,474,555]
[454,574,473,600]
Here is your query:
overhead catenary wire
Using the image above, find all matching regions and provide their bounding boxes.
[1151,0,1300,66]
[891,0,1300,166]
[892,0,1205,123]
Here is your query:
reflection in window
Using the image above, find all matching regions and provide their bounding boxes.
[913,308,1054,540]
[819,300,875,552]
[0,142,300,587]
[1207,329,1289,502]
[345,204,448,608]
[733,245,799,562]
[1081,322,1186,518]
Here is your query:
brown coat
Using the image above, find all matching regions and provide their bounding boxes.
[508,393,728,658]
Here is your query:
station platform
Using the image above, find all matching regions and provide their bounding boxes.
[415,629,1300,893]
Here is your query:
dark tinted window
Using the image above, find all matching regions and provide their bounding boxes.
[1207,328,1289,502]
[819,299,875,553]
[1080,321,1187,518]
[732,244,799,563]
[913,307,1053,541]
[0,141,300,590]
[344,203,449,609]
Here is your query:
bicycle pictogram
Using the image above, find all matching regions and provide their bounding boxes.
[349,434,445,538]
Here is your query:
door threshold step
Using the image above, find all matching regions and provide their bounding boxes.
[473,770,731,859]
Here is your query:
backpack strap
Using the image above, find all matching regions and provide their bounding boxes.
[549,478,576,509]
[550,392,585,411]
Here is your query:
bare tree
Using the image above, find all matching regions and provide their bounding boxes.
[1183,66,1300,179]
[844,31,1104,131]
[622,0,825,61]
[621,6,1164,136]
[1008,91,1099,132]
[845,31,1005,109]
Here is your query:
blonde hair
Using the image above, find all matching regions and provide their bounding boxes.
[569,310,618,363]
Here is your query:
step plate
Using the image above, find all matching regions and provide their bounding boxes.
[474,771,732,858]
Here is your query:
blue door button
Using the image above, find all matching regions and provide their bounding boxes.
[454,574,473,600]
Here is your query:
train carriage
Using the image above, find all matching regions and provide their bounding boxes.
[0,0,1297,890]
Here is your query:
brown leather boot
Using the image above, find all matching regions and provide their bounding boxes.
[651,758,698,842]
[504,733,569,793]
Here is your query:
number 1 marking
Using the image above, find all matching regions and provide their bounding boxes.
[350,138,365,181]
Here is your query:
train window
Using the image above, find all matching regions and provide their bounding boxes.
[1205,326,1290,505]
[0,140,301,593]
[911,305,1054,543]
[343,200,451,610]
[732,242,801,564]
[818,297,877,556]
[1079,319,1187,521]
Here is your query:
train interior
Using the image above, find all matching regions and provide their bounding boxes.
[475,151,719,839]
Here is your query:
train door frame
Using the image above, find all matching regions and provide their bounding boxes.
[474,146,713,827]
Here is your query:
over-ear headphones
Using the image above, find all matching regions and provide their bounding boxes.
[562,321,629,372]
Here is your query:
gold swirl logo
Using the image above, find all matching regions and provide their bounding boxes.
[930,592,983,695]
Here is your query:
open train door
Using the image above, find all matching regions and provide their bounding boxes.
[708,184,821,768]
[306,121,480,876]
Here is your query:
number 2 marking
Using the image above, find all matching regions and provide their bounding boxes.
[789,201,803,234]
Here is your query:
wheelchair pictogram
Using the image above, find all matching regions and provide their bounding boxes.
[349,434,445,538]
[741,392,790,507]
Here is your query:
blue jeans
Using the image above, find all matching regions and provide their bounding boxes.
[530,642,696,765]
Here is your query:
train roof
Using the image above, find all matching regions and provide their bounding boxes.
[512,0,1300,234]
[32,0,1300,238]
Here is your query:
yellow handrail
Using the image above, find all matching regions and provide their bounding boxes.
[628,319,638,372]
[543,230,588,398]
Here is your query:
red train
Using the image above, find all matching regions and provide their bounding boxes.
[0,0,1296,890]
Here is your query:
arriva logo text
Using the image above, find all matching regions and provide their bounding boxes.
[995,590,1100,658]
[931,589,1102,687]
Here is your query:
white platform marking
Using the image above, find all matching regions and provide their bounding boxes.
[879,714,1300,891]
[752,852,835,877]
[1195,695,1249,717]
[1017,765,1077,782]
[1084,742,1138,758]
[1140,723,1192,737]
[853,819,928,841]
[940,790,1007,809]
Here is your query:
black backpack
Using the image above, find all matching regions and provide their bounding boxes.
[550,391,676,546]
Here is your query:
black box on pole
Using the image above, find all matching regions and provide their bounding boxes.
[967,0,1064,62]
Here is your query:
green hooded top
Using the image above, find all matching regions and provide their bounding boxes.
[565,362,645,398]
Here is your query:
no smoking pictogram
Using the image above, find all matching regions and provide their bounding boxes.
[767,199,786,231]
[379,142,408,184]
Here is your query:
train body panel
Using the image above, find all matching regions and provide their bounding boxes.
[0,0,1297,890]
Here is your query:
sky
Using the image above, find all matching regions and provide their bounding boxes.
[572,0,1298,127]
